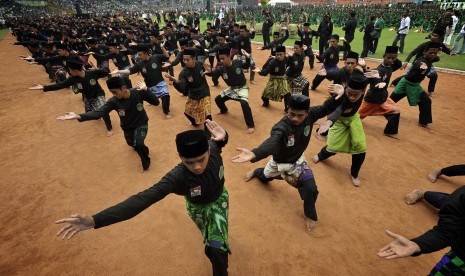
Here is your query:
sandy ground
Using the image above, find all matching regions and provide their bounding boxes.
[1,32,465,275]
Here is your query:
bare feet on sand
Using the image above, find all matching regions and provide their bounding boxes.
[419,123,430,129]
[427,169,441,183]
[384,133,400,140]
[312,155,319,163]
[165,113,173,119]
[244,169,255,182]
[351,176,361,187]
[247,128,255,134]
[305,216,317,231]
[405,189,425,204]
[106,130,114,137]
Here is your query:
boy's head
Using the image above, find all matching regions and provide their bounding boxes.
[176,130,210,175]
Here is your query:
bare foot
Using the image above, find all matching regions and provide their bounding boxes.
[106,130,113,137]
[247,128,255,134]
[427,169,441,183]
[351,176,361,187]
[305,217,317,231]
[404,189,425,204]
[312,155,319,163]
[384,133,400,140]
[419,123,430,129]
[165,113,173,119]
[244,169,255,182]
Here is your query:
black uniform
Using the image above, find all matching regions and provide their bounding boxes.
[262,17,274,46]
[78,88,160,170]
[250,97,342,221]
[297,28,319,69]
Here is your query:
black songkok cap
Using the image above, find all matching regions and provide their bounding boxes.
[179,39,188,46]
[346,51,359,60]
[347,73,368,90]
[217,32,226,38]
[288,94,310,111]
[176,130,209,158]
[276,45,286,53]
[303,22,310,27]
[432,28,445,38]
[66,59,84,70]
[330,34,340,41]
[426,41,442,50]
[385,46,398,54]
[106,76,124,89]
[294,40,303,47]
[183,48,196,57]
[273,31,280,36]
[217,47,230,56]
[239,25,247,29]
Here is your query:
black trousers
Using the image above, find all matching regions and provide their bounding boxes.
[205,246,228,276]
[124,124,150,170]
[160,95,170,114]
[304,47,315,69]
[262,94,290,112]
[423,191,450,209]
[361,37,372,58]
[390,92,432,125]
[262,29,271,46]
[441,165,465,177]
[215,94,255,128]
[252,168,319,221]
[319,36,329,56]
[343,35,354,60]
[372,37,380,53]
[311,74,326,90]
[317,146,366,178]
[384,113,400,135]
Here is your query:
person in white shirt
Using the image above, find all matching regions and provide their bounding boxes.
[178,13,185,25]
[392,10,410,54]
[444,11,459,45]
[219,10,224,20]
[451,23,465,55]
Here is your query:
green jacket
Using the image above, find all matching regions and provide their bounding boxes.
[373,18,385,38]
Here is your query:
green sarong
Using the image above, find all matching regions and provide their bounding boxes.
[392,77,424,106]
[262,75,290,102]
[186,187,230,253]
[327,113,366,154]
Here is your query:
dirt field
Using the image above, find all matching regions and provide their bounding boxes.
[1,32,464,275]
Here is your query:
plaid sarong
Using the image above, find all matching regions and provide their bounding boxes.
[220,85,249,101]
[83,95,106,113]
[327,112,366,154]
[429,251,465,276]
[262,75,290,102]
[263,155,314,187]
[287,74,309,95]
[186,187,230,253]
[185,96,212,125]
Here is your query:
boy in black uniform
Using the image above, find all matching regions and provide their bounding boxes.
[258,28,289,58]
[311,34,351,90]
[29,59,113,137]
[297,23,319,70]
[205,47,255,134]
[254,45,290,111]
[56,78,159,172]
[234,25,256,83]
[112,45,172,119]
[164,49,212,129]
[286,41,309,97]
[389,42,440,128]
[231,92,344,231]
[55,120,232,276]
[262,12,274,46]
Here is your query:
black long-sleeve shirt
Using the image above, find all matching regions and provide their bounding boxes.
[259,58,287,77]
[411,186,465,260]
[129,54,169,87]
[234,32,255,53]
[173,61,210,100]
[322,42,351,67]
[43,69,109,99]
[207,60,247,87]
[297,29,319,47]
[251,97,341,164]
[404,56,433,83]
[364,59,402,104]
[318,21,333,38]
[405,42,450,63]
[262,30,289,57]
[78,88,159,131]
[343,18,357,39]
[95,51,131,69]
[326,68,363,86]
[92,137,228,229]
[286,53,305,78]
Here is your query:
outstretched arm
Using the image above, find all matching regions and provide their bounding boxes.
[377,230,421,259]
